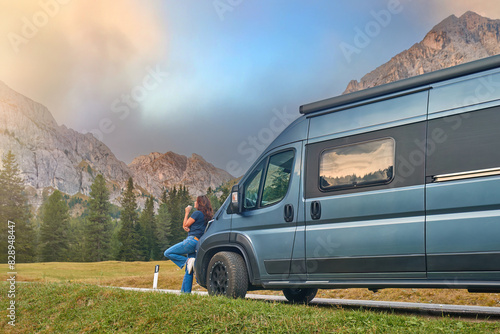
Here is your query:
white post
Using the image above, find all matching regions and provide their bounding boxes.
[153,265,159,289]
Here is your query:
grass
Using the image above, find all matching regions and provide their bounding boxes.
[0,261,187,290]
[1,282,499,333]
[2,261,500,307]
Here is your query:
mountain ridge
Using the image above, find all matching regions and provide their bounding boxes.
[129,151,233,199]
[0,80,132,208]
[343,11,500,94]
[0,82,233,208]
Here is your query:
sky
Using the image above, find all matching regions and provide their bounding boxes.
[1,0,500,177]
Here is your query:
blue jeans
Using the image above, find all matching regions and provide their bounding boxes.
[164,236,198,293]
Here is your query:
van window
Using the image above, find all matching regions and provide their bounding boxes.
[261,150,294,207]
[242,150,295,210]
[319,138,395,191]
[243,161,264,210]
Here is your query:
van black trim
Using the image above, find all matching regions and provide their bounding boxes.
[426,106,500,179]
[305,122,426,198]
[262,279,500,290]
[306,254,426,274]
[264,259,290,275]
[230,233,261,283]
[196,232,262,287]
[300,55,500,115]
[427,252,500,272]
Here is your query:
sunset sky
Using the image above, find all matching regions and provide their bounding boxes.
[1,0,500,176]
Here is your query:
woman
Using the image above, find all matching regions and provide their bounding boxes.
[163,195,213,293]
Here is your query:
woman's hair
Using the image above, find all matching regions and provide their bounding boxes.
[196,195,214,223]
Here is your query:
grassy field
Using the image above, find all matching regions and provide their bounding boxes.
[1,282,500,333]
[1,261,500,307]
[0,261,185,290]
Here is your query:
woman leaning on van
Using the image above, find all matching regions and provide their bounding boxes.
[163,195,213,293]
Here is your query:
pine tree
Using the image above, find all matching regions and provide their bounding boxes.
[39,190,70,262]
[139,196,160,260]
[166,186,180,244]
[166,186,193,245]
[67,216,86,262]
[156,190,173,251]
[207,187,222,212]
[117,178,143,261]
[85,174,113,261]
[0,151,35,262]
[110,220,122,260]
[218,184,230,205]
[134,214,147,261]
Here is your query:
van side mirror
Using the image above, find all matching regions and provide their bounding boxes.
[230,184,242,214]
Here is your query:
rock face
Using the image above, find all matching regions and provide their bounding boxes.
[344,11,500,94]
[0,80,132,207]
[129,151,233,198]
[0,81,233,208]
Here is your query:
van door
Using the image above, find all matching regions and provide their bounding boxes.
[425,106,500,280]
[230,142,303,281]
[304,122,427,280]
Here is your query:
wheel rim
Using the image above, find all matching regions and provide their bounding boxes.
[210,261,229,295]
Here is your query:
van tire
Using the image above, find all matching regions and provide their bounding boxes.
[283,288,318,304]
[207,251,248,298]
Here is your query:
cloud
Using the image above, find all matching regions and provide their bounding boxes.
[0,0,167,127]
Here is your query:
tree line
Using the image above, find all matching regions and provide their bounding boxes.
[0,151,229,263]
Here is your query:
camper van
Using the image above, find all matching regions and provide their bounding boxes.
[194,55,500,303]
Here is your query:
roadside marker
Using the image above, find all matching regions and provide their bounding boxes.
[153,265,159,289]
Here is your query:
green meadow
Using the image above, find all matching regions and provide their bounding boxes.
[1,282,500,333]
[1,261,499,333]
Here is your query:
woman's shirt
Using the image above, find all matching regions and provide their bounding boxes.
[188,210,206,238]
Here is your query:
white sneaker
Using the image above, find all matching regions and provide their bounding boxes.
[186,257,195,274]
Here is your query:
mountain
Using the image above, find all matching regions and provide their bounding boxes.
[0,82,233,209]
[0,80,131,208]
[344,11,500,94]
[129,152,234,198]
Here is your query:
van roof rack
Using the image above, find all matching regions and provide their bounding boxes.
[299,54,500,115]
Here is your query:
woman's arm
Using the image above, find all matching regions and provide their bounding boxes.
[183,206,195,232]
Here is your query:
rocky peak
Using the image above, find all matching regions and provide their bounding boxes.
[343,11,500,94]
[0,81,132,208]
[129,151,233,198]
[0,80,58,130]
[460,10,489,30]
[190,153,206,161]
[430,14,458,34]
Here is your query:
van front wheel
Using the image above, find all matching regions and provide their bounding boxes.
[283,288,318,304]
[207,251,248,298]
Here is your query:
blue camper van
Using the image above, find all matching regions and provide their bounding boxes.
[194,55,500,302]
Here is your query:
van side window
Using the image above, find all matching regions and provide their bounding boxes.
[243,150,295,210]
[319,138,395,191]
[243,161,264,210]
[261,150,294,207]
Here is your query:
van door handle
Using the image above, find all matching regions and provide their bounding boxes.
[284,204,294,222]
[311,201,321,220]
